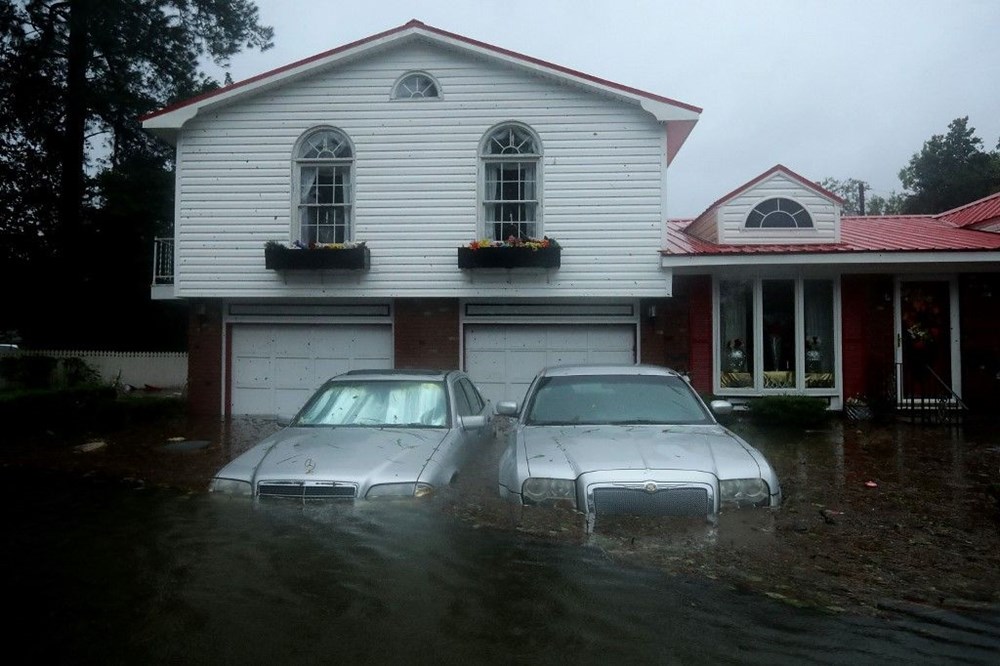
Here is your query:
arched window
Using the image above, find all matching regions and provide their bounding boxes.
[392,72,440,99]
[480,123,541,241]
[294,128,353,244]
[745,198,813,229]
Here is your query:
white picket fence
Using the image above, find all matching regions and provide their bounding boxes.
[13,350,188,389]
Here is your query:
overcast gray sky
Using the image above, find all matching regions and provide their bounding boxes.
[219,0,1000,218]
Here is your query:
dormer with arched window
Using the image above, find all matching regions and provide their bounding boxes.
[683,165,841,245]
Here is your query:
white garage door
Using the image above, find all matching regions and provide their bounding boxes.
[464,325,635,407]
[231,324,392,416]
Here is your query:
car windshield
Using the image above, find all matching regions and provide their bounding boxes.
[524,374,713,426]
[292,380,449,427]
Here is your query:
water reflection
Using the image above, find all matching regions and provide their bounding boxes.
[732,419,994,504]
[2,463,997,664]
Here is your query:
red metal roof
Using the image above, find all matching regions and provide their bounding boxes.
[664,215,1000,256]
[936,191,1000,229]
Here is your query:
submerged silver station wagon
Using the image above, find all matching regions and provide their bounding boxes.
[210,369,492,501]
[497,365,781,524]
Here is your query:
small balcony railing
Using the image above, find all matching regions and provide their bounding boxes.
[152,237,174,285]
[892,362,967,426]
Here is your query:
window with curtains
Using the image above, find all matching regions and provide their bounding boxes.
[717,277,837,392]
[295,128,353,244]
[480,123,540,241]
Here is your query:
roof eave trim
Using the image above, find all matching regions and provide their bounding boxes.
[142,24,421,129]
[660,250,1000,269]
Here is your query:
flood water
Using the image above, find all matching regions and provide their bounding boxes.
[2,418,999,664]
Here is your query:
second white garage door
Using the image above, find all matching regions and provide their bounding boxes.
[231,324,392,416]
[464,324,635,407]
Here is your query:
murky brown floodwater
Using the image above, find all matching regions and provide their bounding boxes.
[2,414,998,663]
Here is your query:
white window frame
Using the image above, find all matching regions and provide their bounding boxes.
[478,122,542,241]
[292,127,355,244]
[713,275,841,396]
[744,197,814,229]
[391,71,442,100]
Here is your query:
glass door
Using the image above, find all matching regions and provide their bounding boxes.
[896,279,955,401]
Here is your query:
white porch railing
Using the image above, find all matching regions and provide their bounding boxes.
[152,237,174,285]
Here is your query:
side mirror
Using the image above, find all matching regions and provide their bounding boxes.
[459,414,487,430]
[496,401,518,416]
[276,415,294,427]
[709,399,734,417]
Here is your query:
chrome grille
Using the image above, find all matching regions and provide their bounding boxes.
[257,481,357,500]
[591,486,709,516]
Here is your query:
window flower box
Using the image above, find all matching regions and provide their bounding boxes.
[264,241,370,271]
[457,237,560,269]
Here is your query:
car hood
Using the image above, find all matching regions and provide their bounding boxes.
[521,424,761,480]
[218,426,448,484]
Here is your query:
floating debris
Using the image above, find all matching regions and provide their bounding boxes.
[74,440,106,453]
[820,509,843,524]
[161,440,211,453]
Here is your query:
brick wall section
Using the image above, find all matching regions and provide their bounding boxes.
[394,298,460,370]
[638,292,691,372]
[186,299,223,416]
[639,297,676,367]
[841,275,869,401]
[840,274,894,402]
[684,275,713,395]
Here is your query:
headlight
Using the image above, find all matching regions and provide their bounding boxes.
[521,478,576,508]
[365,482,435,499]
[208,478,252,496]
[720,478,770,506]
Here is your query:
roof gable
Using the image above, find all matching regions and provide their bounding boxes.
[690,164,843,227]
[142,20,701,160]
[682,165,843,245]
[936,191,1000,229]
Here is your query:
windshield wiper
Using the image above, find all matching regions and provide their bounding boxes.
[527,420,585,426]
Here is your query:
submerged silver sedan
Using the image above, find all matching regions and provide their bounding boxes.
[210,369,492,500]
[497,365,781,523]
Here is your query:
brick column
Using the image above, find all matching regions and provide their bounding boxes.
[393,299,460,370]
[685,275,713,394]
[186,299,223,415]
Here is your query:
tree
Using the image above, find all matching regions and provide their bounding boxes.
[898,117,1000,214]
[818,177,904,216]
[865,192,906,216]
[0,1,273,348]
[819,177,870,216]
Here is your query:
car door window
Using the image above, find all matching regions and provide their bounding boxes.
[458,379,485,414]
[453,380,475,417]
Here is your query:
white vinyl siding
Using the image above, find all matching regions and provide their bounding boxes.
[171,41,669,299]
[684,208,719,243]
[717,173,839,244]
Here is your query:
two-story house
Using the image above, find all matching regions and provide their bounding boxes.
[146,20,1000,418]
[144,20,701,416]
